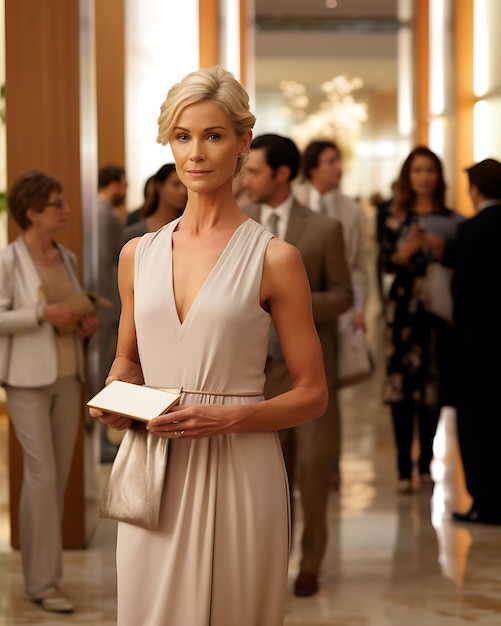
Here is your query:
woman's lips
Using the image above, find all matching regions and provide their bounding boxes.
[187,170,210,176]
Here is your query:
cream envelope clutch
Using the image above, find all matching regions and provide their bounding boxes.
[58,291,113,333]
[87,380,182,423]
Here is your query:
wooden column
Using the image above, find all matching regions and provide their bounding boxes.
[5,0,97,549]
[198,0,248,85]
[199,0,219,68]
[414,0,430,145]
[239,0,248,86]
[454,0,475,216]
[95,0,125,170]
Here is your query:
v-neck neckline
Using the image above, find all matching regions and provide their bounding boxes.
[170,219,250,327]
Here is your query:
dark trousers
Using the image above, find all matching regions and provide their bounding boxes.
[391,400,440,480]
[456,359,501,519]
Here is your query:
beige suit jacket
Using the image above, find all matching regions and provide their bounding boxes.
[246,198,353,388]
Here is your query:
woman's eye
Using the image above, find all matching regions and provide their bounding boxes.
[177,134,189,142]
[208,133,220,141]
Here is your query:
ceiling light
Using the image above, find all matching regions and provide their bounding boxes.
[325,0,338,8]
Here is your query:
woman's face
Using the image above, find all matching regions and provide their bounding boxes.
[170,100,251,194]
[408,155,440,197]
[28,190,69,233]
[158,171,187,210]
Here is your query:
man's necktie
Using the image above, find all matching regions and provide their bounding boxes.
[318,195,327,214]
[267,212,280,237]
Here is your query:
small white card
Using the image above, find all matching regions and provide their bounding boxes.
[87,380,182,423]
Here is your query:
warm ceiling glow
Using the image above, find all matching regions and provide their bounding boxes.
[473,100,490,160]
[429,0,445,115]
[325,0,338,8]
[280,75,367,156]
[473,0,489,97]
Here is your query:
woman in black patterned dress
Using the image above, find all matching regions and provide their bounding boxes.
[381,146,463,493]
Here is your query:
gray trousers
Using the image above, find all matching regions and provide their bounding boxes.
[6,376,80,599]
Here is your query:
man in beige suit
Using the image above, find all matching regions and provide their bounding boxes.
[243,134,352,596]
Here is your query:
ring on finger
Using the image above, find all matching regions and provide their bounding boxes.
[174,430,185,438]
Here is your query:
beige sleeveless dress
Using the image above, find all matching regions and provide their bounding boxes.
[116,218,290,626]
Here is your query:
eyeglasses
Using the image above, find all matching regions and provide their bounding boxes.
[45,198,66,209]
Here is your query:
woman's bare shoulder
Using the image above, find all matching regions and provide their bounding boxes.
[266,237,301,260]
[119,237,140,262]
[264,237,305,276]
[117,238,142,279]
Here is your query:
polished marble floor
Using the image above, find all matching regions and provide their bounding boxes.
[1,241,501,625]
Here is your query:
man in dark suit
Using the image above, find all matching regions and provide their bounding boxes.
[242,134,353,596]
[451,158,501,524]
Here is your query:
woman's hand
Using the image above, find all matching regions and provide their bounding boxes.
[392,223,427,265]
[78,314,100,337]
[147,403,233,439]
[43,302,79,328]
[87,375,133,431]
[424,232,445,260]
[406,223,427,253]
[88,405,132,430]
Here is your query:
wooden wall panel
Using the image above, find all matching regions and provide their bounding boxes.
[239,0,247,86]
[199,0,219,68]
[454,0,475,216]
[414,0,429,146]
[5,0,83,253]
[95,0,125,169]
[4,0,95,549]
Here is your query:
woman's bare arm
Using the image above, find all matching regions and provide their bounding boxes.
[88,239,143,430]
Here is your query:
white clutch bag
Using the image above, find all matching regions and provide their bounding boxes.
[420,262,453,323]
[336,320,374,389]
[87,380,182,422]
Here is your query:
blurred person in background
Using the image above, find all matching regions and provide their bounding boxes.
[452,159,501,524]
[0,170,99,613]
[125,174,156,226]
[295,139,369,331]
[295,139,369,489]
[380,146,464,494]
[121,163,186,245]
[243,133,352,597]
[96,165,126,461]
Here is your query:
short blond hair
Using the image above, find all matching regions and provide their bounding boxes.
[157,66,256,176]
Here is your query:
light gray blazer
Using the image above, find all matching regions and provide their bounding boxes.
[0,235,86,387]
[294,183,369,311]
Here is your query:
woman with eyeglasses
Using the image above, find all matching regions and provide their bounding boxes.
[0,169,99,613]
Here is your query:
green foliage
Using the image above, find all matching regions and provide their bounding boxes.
[0,192,6,214]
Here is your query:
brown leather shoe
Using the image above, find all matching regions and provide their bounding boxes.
[294,571,319,597]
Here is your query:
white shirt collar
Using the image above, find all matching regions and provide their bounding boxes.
[477,199,501,213]
[308,185,338,212]
[261,195,293,239]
